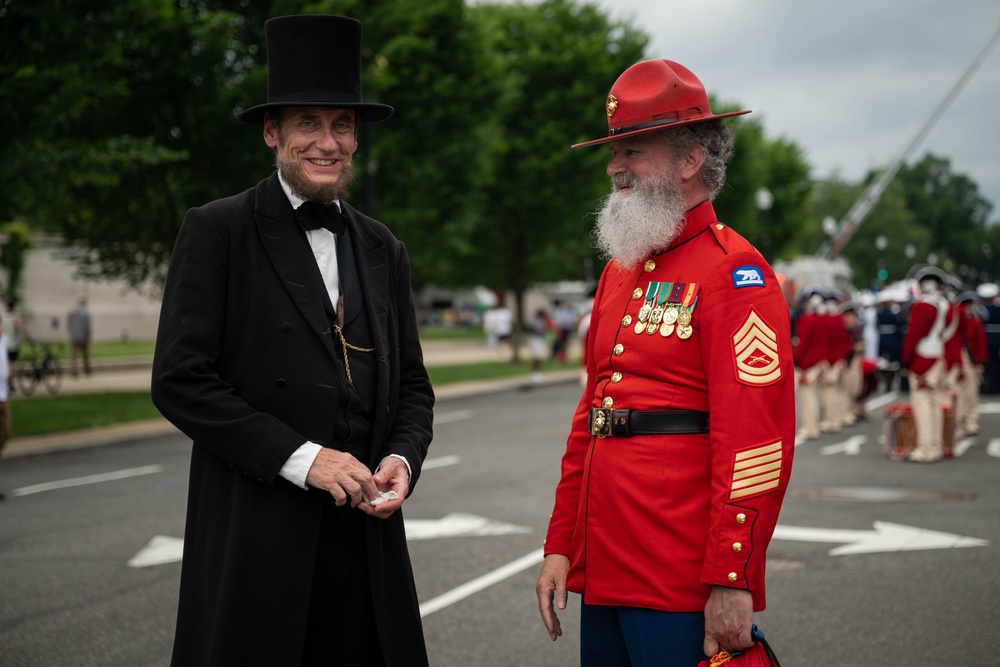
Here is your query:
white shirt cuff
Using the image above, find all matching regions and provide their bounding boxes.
[278,442,323,489]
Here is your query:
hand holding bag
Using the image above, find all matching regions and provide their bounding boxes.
[698,625,781,667]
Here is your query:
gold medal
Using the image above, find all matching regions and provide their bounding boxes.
[677,325,693,339]
[659,322,675,337]
[634,319,647,335]
[677,309,692,327]
[645,321,659,335]
[662,306,678,326]
[637,304,651,323]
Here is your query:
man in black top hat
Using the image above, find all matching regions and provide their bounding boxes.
[152,15,433,666]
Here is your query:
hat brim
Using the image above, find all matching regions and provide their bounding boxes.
[571,109,750,148]
[236,101,394,125]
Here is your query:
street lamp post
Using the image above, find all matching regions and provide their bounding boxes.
[875,234,888,287]
[755,187,773,260]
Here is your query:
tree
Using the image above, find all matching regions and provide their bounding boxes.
[896,153,995,284]
[801,175,929,290]
[0,0,276,289]
[303,0,505,289]
[463,0,648,357]
[716,113,812,263]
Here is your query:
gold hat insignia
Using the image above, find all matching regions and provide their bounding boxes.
[606,94,618,117]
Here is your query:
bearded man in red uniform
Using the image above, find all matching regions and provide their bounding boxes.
[535,59,795,666]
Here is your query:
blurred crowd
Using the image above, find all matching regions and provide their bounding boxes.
[791,266,999,462]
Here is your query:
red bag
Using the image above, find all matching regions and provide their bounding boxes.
[698,626,781,667]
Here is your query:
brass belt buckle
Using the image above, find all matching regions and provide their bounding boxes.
[588,408,612,438]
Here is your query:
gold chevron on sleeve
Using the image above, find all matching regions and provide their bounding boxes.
[729,441,783,500]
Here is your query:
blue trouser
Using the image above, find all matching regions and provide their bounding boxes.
[580,602,705,667]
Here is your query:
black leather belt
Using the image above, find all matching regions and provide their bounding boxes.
[588,408,709,438]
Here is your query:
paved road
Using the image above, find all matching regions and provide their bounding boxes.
[1,385,998,665]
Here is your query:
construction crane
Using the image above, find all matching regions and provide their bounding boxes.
[817,22,1000,259]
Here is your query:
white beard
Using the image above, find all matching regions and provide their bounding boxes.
[594,168,687,271]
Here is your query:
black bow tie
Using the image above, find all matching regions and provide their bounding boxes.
[296,201,346,235]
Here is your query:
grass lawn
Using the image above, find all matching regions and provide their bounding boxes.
[9,392,160,438]
[8,356,579,439]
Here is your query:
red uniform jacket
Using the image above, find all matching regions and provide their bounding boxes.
[544,202,795,613]
[826,313,851,365]
[902,294,955,377]
[793,311,827,370]
[962,308,988,365]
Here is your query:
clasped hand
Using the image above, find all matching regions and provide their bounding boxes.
[305,449,408,518]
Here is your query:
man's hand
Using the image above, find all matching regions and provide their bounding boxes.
[357,456,410,518]
[536,554,570,641]
[305,448,378,508]
[703,586,753,657]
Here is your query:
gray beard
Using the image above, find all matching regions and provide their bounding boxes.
[277,154,357,204]
[594,169,687,271]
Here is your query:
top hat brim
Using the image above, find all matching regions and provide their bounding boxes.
[236,101,394,125]
[571,109,750,148]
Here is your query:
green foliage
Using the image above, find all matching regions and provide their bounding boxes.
[716,113,813,262]
[0,0,276,288]
[8,392,161,437]
[0,221,32,302]
[466,0,647,294]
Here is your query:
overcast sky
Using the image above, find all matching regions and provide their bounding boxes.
[581,0,1000,221]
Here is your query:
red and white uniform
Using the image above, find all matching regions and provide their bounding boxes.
[901,290,957,461]
[544,202,795,613]
[793,303,828,440]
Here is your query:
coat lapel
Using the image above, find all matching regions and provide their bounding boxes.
[342,203,392,435]
[253,174,339,361]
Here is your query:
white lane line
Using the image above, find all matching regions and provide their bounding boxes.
[422,455,460,471]
[865,391,899,412]
[12,465,164,497]
[419,548,544,618]
[435,410,473,425]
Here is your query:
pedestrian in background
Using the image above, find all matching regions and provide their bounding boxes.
[0,323,10,502]
[67,296,92,377]
[980,282,1000,394]
[1,299,33,392]
[536,59,794,666]
[151,15,433,666]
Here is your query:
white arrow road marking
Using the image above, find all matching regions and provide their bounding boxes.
[422,455,460,471]
[129,513,532,568]
[419,548,543,618]
[953,437,976,457]
[820,435,866,456]
[405,513,531,541]
[434,409,473,424]
[866,392,899,411]
[13,465,163,497]
[772,522,989,556]
[978,402,1000,414]
[128,535,184,568]
[988,439,1000,458]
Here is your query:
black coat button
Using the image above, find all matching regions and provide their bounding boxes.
[275,378,287,388]
[281,322,292,331]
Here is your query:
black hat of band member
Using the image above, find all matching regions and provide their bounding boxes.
[236,15,393,125]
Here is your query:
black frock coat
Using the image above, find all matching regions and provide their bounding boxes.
[151,172,434,666]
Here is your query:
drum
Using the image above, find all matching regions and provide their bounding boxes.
[942,405,955,458]
[884,403,916,460]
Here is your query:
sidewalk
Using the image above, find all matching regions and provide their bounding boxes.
[4,339,582,460]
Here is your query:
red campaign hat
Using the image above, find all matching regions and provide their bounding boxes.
[573,59,750,148]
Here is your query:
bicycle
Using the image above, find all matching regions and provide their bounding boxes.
[14,342,63,396]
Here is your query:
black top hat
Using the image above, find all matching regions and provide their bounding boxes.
[236,15,393,125]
